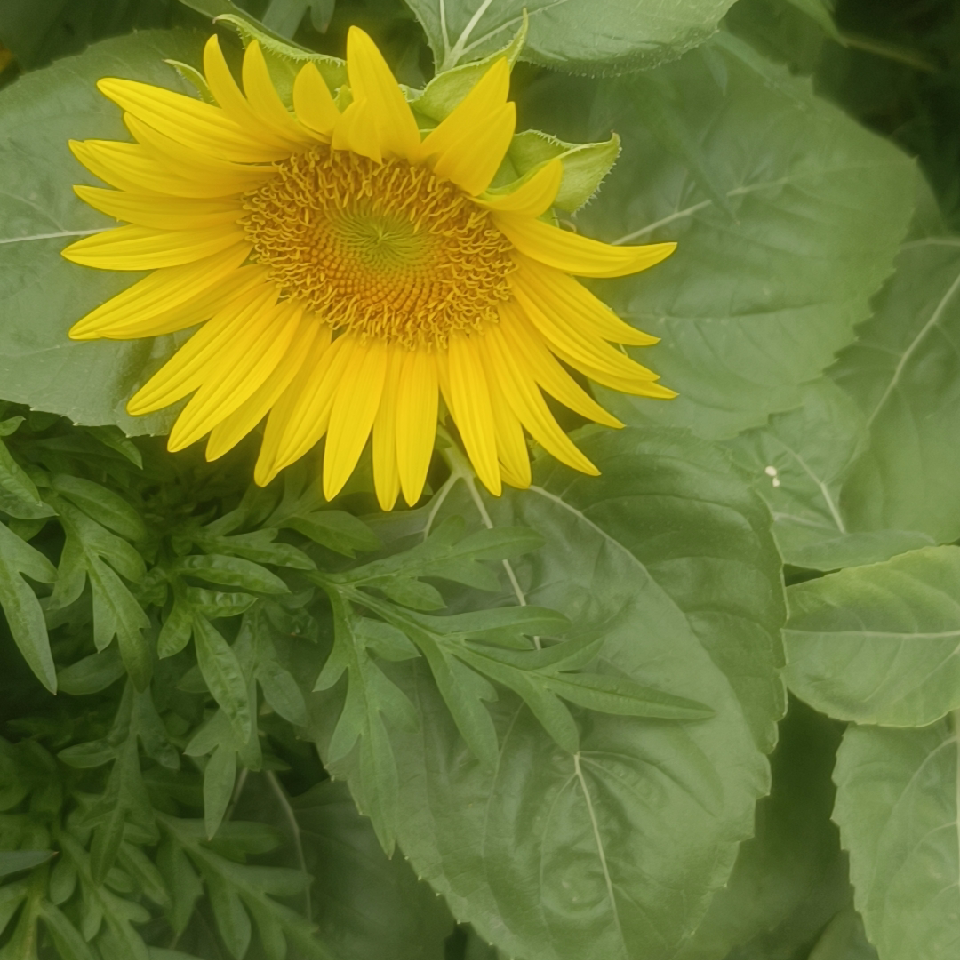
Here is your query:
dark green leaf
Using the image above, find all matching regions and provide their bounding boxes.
[174,554,289,595]
[58,647,125,696]
[0,849,54,878]
[0,519,56,691]
[193,616,253,743]
[203,743,237,840]
[51,474,146,541]
[284,510,380,557]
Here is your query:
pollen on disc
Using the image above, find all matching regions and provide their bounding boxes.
[241,146,516,349]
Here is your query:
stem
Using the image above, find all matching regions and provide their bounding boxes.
[266,771,312,923]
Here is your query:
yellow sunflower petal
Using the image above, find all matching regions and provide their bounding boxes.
[331,99,381,163]
[498,302,622,428]
[431,103,515,196]
[511,282,660,383]
[70,139,268,199]
[420,57,509,159]
[496,213,676,278]
[255,331,345,485]
[61,223,245,271]
[394,349,438,506]
[101,268,265,340]
[477,158,562,217]
[324,338,389,500]
[514,256,658,346]
[242,40,314,145]
[444,334,502,495]
[169,297,301,450]
[124,113,277,185]
[483,325,598,475]
[207,319,325,461]
[342,26,420,161]
[68,246,250,340]
[127,285,274,414]
[293,62,340,137]
[487,377,532,489]
[261,334,355,484]
[371,350,402,511]
[203,35,304,150]
[73,186,240,231]
[572,365,678,399]
[97,77,289,163]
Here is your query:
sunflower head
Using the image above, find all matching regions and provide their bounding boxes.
[62,27,676,510]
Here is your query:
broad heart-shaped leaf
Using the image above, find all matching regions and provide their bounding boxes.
[785,546,960,726]
[833,721,960,960]
[832,227,960,543]
[542,35,914,440]
[312,426,784,960]
[675,699,850,960]
[292,781,455,960]
[405,0,737,72]
[0,30,204,435]
[724,379,933,570]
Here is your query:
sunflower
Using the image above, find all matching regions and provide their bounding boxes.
[62,28,676,509]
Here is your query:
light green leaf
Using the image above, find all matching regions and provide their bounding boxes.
[293,780,455,960]
[314,426,784,960]
[834,721,960,960]
[0,31,205,434]
[50,475,145,542]
[785,545,960,725]
[406,0,738,72]
[725,379,933,569]
[832,228,960,542]
[559,36,914,439]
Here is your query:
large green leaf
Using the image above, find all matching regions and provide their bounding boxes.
[785,546,960,726]
[313,426,784,960]
[724,379,933,570]
[0,30,204,434]
[293,781,455,960]
[834,721,960,960]
[832,225,960,542]
[675,700,849,960]
[403,0,737,72]
[554,36,914,439]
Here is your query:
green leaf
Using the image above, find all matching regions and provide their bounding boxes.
[50,475,146,542]
[559,36,914,439]
[58,647,125,696]
[832,226,960,542]
[785,545,960,725]
[0,519,57,692]
[0,850,53,879]
[807,907,878,960]
[834,721,960,960]
[314,426,784,960]
[193,616,253,743]
[257,658,308,726]
[174,554,289,594]
[725,379,934,569]
[0,437,54,520]
[0,30,205,435]
[406,0,739,72]
[675,699,850,960]
[38,901,97,960]
[283,510,380,557]
[294,781,455,960]
[204,743,237,840]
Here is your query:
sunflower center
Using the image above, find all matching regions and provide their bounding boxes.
[240,146,515,348]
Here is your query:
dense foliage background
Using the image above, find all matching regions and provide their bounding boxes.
[1,0,959,958]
